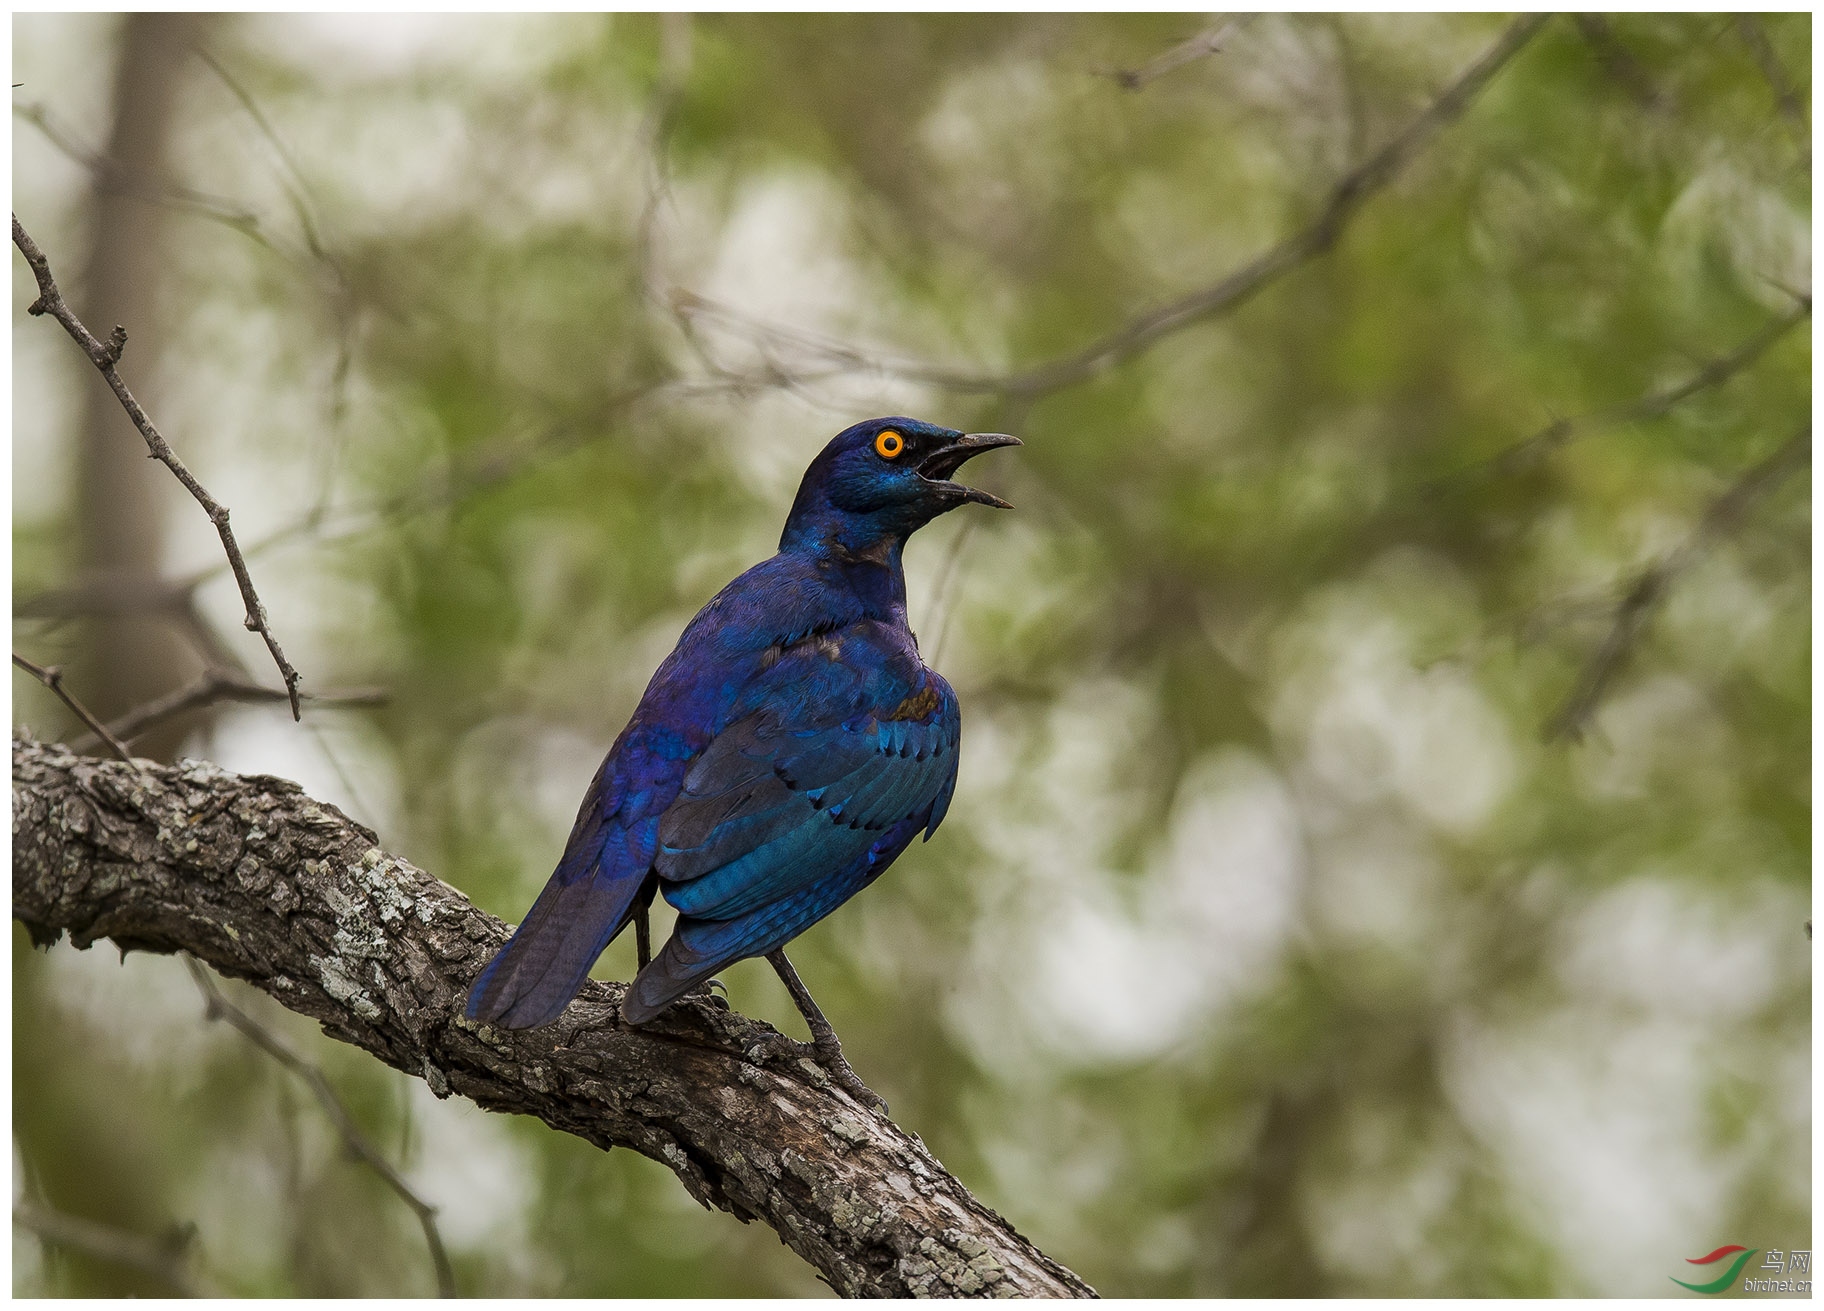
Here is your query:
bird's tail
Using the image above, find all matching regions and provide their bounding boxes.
[467,872,653,1029]
[621,923,729,1024]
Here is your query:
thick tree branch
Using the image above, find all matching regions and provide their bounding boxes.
[12,214,303,718]
[11,735,1095,1299]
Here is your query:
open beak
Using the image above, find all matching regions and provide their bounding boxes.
[918,432,1022,509]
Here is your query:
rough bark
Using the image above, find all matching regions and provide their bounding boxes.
[11,734,1095,1299]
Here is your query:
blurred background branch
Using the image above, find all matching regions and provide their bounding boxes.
[1548,422,1811,741]
[672,13,1549,400]
[13,99,272,248]
[182,955,457,1298]
[1103,14,1253,92]
[1452,294,1811,485]
[13,11,1810,1298]
[1732,16,1809,155]
[69,668,386,754]
[13,1200,224,1298]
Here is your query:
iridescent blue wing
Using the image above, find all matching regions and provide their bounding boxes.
[623,673,959,1021]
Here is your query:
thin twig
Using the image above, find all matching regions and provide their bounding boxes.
[1573,15,1667,111]
[1733,17,1809,149]
[12,213,304,718]
[1548,423,1811,742]
[196,47,336,269]
[182,956,458,1298]
[13,100,271,241]
[67,667,387,754]
[1104,15,1251,91]
[16,571,250,678]
[633,13,693,306]
[12,653,140,767]
[1452,295,1812,486]
[927,515,979,673]
[680,14,1550,399]
[14,1199,224,1298]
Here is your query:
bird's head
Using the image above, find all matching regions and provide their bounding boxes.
[780,417,1020,558]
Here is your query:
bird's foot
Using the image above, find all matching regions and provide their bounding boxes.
[801,1033,888,1116]
[685,977,730,1011]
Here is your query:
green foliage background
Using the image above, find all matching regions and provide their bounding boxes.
[13,13,1811,1297]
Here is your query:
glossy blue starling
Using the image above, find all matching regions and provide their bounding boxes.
[466,416,1018,1098]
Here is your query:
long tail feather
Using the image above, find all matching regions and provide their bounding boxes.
[467,872,649,1028]
[620,929,721,1024]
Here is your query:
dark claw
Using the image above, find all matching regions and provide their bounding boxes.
[684,976,731,1011]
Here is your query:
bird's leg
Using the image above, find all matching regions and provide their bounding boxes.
[635,903,651,971]
[765,949,886,1114]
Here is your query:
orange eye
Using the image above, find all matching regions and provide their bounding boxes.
[875,430,904,459]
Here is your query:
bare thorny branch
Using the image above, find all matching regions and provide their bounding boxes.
[1547,423,1811,742]
[11,214,304,718]
[181,956,458,1298]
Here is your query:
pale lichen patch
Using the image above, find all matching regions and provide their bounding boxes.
[826,1114,868,1145]
[313,954,382,1021]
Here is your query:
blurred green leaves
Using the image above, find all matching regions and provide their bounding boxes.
[13,12,1809,1297]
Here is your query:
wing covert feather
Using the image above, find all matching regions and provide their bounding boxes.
[653,669,959,923]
